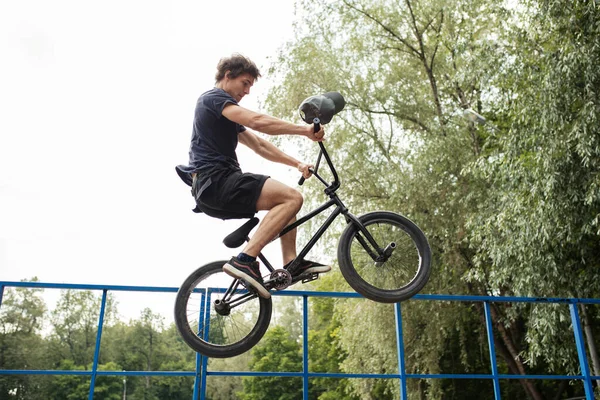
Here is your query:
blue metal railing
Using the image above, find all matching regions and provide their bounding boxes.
[0,281,599,399]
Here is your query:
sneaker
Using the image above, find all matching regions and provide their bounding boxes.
[223,257,271,299]
[285,259,331,278]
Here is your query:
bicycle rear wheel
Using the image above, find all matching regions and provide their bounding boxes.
[338,211,431,303]
[174,261,272,358]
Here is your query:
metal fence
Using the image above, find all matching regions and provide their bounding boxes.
[1,281,599,400]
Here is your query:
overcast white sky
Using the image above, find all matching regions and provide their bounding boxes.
[0,0,312,320]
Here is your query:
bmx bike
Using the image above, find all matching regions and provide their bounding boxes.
[174,94,432,358]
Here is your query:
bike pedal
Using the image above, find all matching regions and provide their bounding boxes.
[301,273,319,284]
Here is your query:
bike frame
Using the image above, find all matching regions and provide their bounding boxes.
[218,141,393,310]
[256,141,386,274]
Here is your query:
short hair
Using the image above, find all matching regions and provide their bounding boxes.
[215,54,262,83]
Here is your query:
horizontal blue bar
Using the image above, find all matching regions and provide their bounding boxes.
[0,370,93,376]
[3,369,600,382]
[411,293,600,305]
[407,374,598,381]
[0,370,196,377]
[209,371,304,378]
[3,281,600,305]
[206,371,600,380]
[0,281,180,293]
[100,371,197,377]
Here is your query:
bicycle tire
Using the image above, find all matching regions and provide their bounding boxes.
[174,261,272,358]
[338,211,431,303]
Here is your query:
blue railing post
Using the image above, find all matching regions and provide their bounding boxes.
[394,303,408,400]
[303,295,309,400]
[484,302,501,400]
[0,284,5,308]
[570,303,594,399]
[88,289,108,400]
[199,291,213,400]
[193,291,207,400]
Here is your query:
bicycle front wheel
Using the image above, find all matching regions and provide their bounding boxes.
[338,211,431,303]
[174,261,272,358]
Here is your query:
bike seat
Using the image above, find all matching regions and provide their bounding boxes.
[223,217,260,248]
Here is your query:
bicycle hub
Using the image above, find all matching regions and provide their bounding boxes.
[375,242,397,267]
[214,299,231,316]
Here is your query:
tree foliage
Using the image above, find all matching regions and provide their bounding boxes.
[465,0,600,388]
[240,326,303,400]
[0,281,48,399]
[264,0,600,398]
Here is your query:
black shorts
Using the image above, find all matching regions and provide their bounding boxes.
[192,169,269,220]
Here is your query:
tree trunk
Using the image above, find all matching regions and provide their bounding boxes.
[468,279,546,400]
[405,0,446,135]
[552,379,567,400]
[418,379,426,400]
[489,304,544,400]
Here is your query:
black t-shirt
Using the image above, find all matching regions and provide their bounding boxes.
[176,88,246,186]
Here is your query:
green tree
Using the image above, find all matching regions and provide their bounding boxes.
[261,0,600,398]
[45,360,123,400]
[46,360,89,400]
[106,308,165,399]
[308,278,358,400]
[265,0,513,397]
[240,326,303,400]
[0,281,48,399]
[152,324,197,399]
[466,1,600,397]
[97,315,198,399]
[48,289,117,368]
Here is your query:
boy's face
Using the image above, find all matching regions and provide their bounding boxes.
[223,72,255,102]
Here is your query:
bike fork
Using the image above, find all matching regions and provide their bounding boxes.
[344,213,395,263]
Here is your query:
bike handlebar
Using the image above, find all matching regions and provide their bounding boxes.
[298,118,321,186]
[297,120,341,194]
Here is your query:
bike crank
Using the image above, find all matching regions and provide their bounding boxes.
[267,269,293,291]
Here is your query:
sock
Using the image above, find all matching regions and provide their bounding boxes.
[237,252,256,263]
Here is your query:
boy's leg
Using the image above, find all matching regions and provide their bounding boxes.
[280,216,297,265]
[242,178,303,258]
[250,179,331,277]
[222,177,301,299]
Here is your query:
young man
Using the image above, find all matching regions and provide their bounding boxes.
[176,54,330,299]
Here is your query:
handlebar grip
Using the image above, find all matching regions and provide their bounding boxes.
[298,167,315,186]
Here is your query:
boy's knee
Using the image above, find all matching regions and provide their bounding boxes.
[288,189,303,211]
